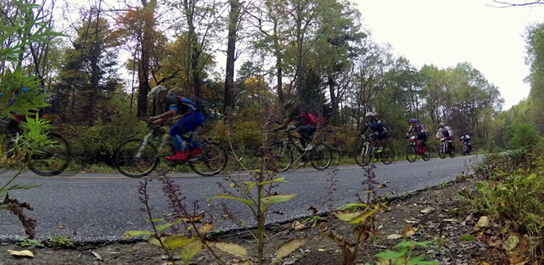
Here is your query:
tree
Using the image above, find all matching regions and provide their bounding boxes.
[224,0,242,115]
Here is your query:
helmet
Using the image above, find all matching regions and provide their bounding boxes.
[409,118,417,124]
[439,123,445,127]
[149,85,168,98]
[366,112,376,118]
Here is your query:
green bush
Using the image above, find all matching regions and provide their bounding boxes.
[506,122,540,151]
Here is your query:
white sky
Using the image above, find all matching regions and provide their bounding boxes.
[352,0,544,110]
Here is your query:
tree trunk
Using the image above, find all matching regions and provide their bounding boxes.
[224,0,240,115]
[328,76,339,126]
[273,20,284,105]
[136,0,156,118]
[88,0,103,126]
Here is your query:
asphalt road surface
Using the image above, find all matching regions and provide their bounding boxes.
[0,155,484,242]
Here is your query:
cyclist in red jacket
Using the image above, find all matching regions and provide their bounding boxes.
[275,101,318,151]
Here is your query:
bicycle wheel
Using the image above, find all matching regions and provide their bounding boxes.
[310,143,332,170]
[449,145,455,158]
[406,145,417,163]
[114,138,159,178]
[380,146,395,165]
[28,132,72,176]
[268,142,293,173]
[438,143,446,159]
[354,144,370,167]
[421,145,431,161]
[189,141,228,176]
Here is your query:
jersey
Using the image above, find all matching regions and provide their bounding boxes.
[436,126,453,139]
[287,109,317,126]
[407,124,426,135]
[363,119,387,134]
[167,95,198,115]
[461,134,471,142]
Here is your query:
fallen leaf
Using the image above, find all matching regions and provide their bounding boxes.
[271,238,306,264]
[387,234,402,240]
[504,235,520,252]
[8,249,34,258]
[443,218,458,222]
[475,216,491,231]
[57,225,65,229]
[318,248,327,252]
[92,252,102,261]
[405,218,419,224]
[378,184,387,188]
[292,221,305,231]
[481,262,491,265]
[420,206,435,214]
[404,227,416,237]
[509,255,528,265]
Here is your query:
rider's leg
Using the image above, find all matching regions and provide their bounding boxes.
[167,118,190,161]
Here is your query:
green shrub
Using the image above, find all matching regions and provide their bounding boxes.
[506,122,540,151]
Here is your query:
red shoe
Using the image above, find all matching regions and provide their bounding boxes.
[167,151,188,161]
[189,147,202,157]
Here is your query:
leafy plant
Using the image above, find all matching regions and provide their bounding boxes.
[46,235,76,249]
[0,0,65,240]
[368,235,439,265]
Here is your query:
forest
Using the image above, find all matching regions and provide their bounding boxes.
[1,0,539,171]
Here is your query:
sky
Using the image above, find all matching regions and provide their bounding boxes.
[352,0,544,109]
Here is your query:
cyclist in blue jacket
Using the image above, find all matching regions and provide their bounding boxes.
[149,85,204,161]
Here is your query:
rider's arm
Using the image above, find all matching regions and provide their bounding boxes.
[436,129,441,139]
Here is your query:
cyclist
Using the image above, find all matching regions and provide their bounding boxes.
[276,101,318,151]
[360,112,387,152]
[405,118,428,147]
[436,123,454,152]
[460,133,471,153]
[149,85,204,161]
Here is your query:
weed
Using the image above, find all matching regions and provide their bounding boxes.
[46,235,75,249]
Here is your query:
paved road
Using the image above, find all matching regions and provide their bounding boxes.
[0,155,484,242]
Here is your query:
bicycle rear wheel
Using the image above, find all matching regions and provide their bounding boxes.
[189,141,228,176]
[28,132,72,176]
[114,138,159,178]
[406,145,417,163]
[310,143,332,170]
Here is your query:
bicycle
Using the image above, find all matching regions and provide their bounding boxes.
[405,135,430,163]
[269,126,332,173]
[438,137,455,159]
[0,115,72,176]
[113,120,228,177]
[462,141,472,156]
[354,134,395,167]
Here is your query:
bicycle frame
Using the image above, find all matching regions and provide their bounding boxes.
[135,123,200,160]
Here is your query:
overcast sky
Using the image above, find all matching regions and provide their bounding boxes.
[353,0,544,109]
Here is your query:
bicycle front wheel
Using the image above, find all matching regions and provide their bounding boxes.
[355,145,370,167]
[268,142,293,173]
[114,138,159,178]
[189,141,228,176]
[310,143,332,170]
[421,145,431,161]
[28,132,72,176]
[438,143,446,159]
[380,146,395,165]
[406,145,417,163]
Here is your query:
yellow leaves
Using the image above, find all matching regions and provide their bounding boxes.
[475,216,491,231]
[179,240,203,265]
[271,238,306,264]
[387,234,402,240]
[149,234,195,253]
[8,249,34,258]
[197,222,214,235]
[212,242,248,260]
[419,206,435,214]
